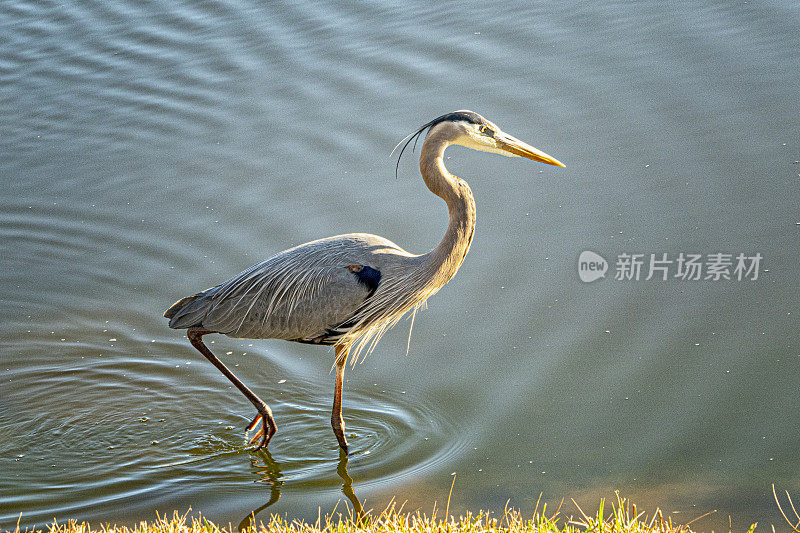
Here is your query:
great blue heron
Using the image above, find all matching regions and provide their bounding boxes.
[164,110,564,453]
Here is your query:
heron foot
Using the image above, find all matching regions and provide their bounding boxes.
[331,415,349,455]
[335,438,349,455]
[246,409,277,450]
[186,328,277,451]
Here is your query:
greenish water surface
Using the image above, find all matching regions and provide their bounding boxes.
[1,1,799,530]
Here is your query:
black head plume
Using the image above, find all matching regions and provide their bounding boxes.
[393,111,487,178]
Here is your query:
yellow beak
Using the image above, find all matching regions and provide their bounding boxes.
[497,133,565,167]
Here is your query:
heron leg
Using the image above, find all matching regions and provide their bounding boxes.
[331,345,350,454]
[187,327,277,450]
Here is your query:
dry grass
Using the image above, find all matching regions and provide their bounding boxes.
[4,492,759,533]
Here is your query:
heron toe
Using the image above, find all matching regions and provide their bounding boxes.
[245,412,276,449]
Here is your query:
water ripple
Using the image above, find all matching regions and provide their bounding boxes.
[2,0,799,529]
[157,377,470,490]
[0,316,468,528]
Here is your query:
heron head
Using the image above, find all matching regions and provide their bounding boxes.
[394,110,564,177]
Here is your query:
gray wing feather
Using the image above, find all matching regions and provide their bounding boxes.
[166,234,406,341]
[204,264,368,339]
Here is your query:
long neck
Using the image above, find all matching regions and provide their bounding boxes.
[418,129,476,288]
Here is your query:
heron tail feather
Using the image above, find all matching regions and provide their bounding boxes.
[164,290,215,329]
[164,294,200,319]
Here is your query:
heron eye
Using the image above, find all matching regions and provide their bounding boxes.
[480,125,495,137]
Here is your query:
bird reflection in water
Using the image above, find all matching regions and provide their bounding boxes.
[238,449,364,531]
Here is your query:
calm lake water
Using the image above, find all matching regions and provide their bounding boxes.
[1,0,799,530]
